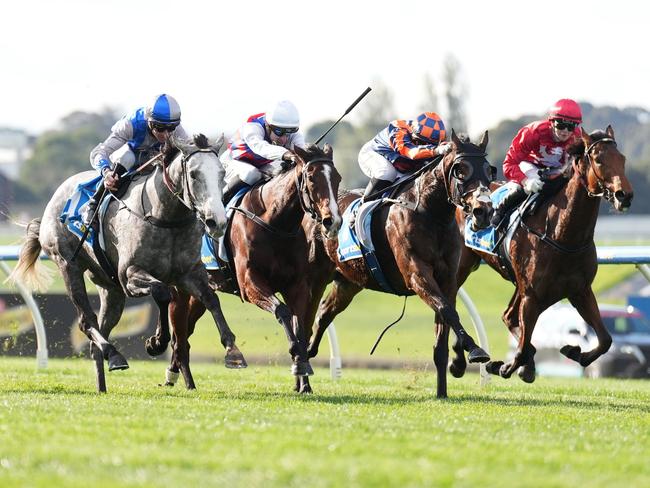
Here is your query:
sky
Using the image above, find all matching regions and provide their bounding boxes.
[2,0,649,138]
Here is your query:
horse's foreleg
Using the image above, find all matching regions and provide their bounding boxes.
[308,277,361,359]
[178,268,246,369]
[449,248,483,378]
[567,288,612,367]
[434,321,451,399]
[499,294,539,379]
[125,266,172,357]
[167,288,201,389]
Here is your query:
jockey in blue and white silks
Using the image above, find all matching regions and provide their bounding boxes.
[90,93,188,177]
[220,100,306,202]
[84,94,188,225]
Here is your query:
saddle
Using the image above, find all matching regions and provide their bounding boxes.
[493,176,568,281]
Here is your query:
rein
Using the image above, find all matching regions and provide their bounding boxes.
[231,156,335,236]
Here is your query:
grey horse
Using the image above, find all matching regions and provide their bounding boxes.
[10,134,247,392]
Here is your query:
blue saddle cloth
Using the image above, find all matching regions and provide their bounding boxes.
[463,185,510,255]
[59,175,103,249]
[336,199,364,262]
[200,186,250,270]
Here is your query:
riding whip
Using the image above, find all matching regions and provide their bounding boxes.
[314,87,372,145]
[71,185,106,261]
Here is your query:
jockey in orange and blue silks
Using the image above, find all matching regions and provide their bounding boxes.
[220,100,306,202]
[84,94,188,225]
[490,98,582,226]
[357,112,452,202]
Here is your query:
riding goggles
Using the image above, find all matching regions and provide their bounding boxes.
[553,120,578,131]
[270,125,299,137]
[151,122,179,132]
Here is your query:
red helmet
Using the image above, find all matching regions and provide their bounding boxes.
[412,112,446,144]
[548,99,582,123]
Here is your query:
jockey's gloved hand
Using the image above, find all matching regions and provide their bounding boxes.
[103,165,125,192]
[522,176,544,194]
[281,151,297,170]
[435,142,453,155]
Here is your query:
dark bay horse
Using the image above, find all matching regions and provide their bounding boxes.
[307,130,495,398]
[167,144,342,392]
[10,134,246,392]
[454,126,633,382]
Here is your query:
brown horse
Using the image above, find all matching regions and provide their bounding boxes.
[306,130,495,398]
[166,144,342,392]
[453,126,633,382]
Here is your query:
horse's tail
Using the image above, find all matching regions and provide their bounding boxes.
[6,218,54,292]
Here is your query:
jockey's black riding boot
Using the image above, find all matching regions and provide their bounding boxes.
[490,184,526,227]
[361,177,392,203]
[84,181,105,227]
[222,176,247,204]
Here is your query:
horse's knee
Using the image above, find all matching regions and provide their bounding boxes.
[274,303,292,324]
[438,305,459,325]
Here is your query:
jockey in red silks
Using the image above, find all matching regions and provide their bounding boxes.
[84,94,188,225]
[490,98,583,226]
[219,100,306,202]
[357,112,453,202]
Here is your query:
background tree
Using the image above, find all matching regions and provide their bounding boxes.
[418,72,439,113]
[442,53,468,133]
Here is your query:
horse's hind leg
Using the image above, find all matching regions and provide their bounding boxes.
[178,266,246,369]
[57,259,127,391]
[307,277,362,359]
[565,288,612,367]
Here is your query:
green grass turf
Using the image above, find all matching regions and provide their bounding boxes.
[0,357,648,488]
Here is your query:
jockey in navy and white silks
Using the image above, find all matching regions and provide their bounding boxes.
[357,112,452,202]
[90,93,188,179]
[220,100,306,202]
[84,94,188,225]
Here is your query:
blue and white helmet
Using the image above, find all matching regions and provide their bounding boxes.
[146,94,181,125]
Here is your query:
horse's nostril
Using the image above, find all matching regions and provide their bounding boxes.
[205,218,217,229]
[322,217,333,229]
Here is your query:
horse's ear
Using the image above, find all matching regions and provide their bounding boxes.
[170,134,193,154]
[580,127,591,146]
[606,124,615,139]
[451,128,461,147]
[478,130,489,152]
[212,133,225,154]
[292,145,309,164]
[324,143,334,160]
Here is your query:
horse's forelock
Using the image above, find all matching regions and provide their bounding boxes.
[589,130,609,141]
[193,133,209,149]
[302,143,328,160]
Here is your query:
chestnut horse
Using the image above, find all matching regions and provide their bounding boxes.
[307,131,495,398]
[167,144,342,392]
[454,126,633,382]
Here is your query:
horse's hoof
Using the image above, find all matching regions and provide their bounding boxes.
[225,349,248,369]
[449,361,466,378]
[291,361,314,376]
[517,366,536,383]
[145,336,168,357]
[467,347,490,364]
[107,351,129,371]
[560,345,582,362]
[499,364,514,379]
[485,361,504,375]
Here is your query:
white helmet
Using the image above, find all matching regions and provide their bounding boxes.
[146,93,181,125]
[266,100,300,128]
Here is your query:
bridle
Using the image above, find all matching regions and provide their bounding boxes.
[439,150,496,212]
[572,137,617,202]
[295,156,336,224]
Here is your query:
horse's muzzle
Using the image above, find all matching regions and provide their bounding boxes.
[205,218,226,239]
[614,190,633,211]
[322,215,342,239]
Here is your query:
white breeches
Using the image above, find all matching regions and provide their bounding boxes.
[358,141,400,182]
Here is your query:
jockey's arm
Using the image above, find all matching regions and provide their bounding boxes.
[241,123,287,161]
[503,125,540,183]
[391,127,437,160]
[90,117,133,174]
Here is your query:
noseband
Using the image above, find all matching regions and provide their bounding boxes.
[573,137,617,201]
[295,157,335,224]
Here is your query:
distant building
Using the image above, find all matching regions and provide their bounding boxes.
[0,127,32,180]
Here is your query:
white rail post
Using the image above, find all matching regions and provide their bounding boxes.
[326,323,342,380]
[0,261,48,369]
[458,286,490,386]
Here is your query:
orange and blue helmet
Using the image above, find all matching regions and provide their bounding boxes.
[412,112,446,144]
